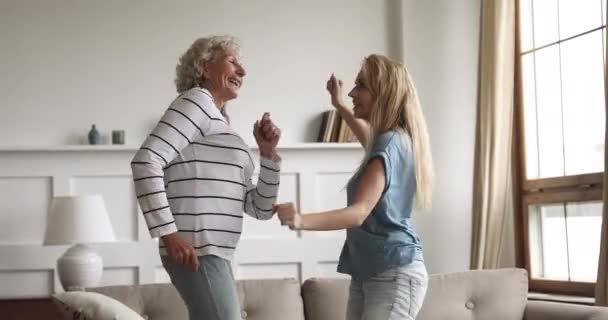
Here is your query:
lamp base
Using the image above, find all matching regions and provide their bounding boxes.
[57,244,103,291]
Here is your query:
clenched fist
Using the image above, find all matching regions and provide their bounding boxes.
[253,112,281,160]
[274,202,302,230]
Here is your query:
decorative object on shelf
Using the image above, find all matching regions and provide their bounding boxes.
[44,194,115,291]
[87,124,101,145]
[111,130,125,145]
[316,110,357,143]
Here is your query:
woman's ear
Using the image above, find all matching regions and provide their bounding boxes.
[199,60,208,81]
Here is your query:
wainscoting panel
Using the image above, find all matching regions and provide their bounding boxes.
[0,177,52,245]
[100,267,139,287]
[242,173,299,239]
[310,172,353,239]
[236,263,301,281]
[0,269,54,298]
[0,144,363,298]
[316,261,350,279]
[155,266,171,283]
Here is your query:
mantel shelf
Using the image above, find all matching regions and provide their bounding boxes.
[0,143,362,152]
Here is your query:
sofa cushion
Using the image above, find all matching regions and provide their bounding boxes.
[88,278,305,320]
[417,268,528,320]
[302,278,350,320]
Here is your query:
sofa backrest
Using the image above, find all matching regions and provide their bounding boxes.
[418,268,528,320]
[301,278,349,320]
[88,283,186,320]
[86,268,529,320]
[301,268,529,320]
[237,278,305,320]
[88,278,304,320]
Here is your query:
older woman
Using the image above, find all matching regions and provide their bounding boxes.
[131,36,281,320]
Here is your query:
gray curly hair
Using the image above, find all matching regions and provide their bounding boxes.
[175,35,242,93]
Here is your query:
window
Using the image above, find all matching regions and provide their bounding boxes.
[516,0,606,296]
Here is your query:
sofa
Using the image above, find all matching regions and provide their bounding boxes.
[82,268,608,320]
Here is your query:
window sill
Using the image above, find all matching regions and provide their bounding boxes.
[528,292,595,306]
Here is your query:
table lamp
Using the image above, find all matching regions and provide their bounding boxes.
[44,194,115,291]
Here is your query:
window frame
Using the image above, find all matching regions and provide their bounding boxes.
[513,0,606,297]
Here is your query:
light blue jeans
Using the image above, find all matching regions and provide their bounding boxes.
[161,255,241,320]
[346,261,428,320]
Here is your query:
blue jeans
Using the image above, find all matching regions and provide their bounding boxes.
[346,261,428,320]
[161,255,241,320]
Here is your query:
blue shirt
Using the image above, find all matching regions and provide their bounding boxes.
[337,130,424,280]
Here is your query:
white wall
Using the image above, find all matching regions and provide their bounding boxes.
[0,0,395,145]
[402,0,481,273]
[0,0,485,278]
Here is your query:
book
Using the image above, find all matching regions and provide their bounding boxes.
[323,110,337,142]
[316,110,359,143]
[316,110,330,142]
[330,113,342,142]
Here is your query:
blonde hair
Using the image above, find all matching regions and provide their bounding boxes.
[361,54,434,209]
[175,35,241,93]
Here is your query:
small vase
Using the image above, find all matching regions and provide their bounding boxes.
[88,124,100,145]
[111,130,125,145]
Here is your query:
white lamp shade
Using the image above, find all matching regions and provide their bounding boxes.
[44,195,115,245]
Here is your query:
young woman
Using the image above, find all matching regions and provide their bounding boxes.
[275,54,433,320]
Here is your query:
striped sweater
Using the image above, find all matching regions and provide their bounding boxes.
[131,87,280,259]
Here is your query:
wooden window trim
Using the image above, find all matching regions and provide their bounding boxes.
[523,172,603,191]
[521,189,602,297]
[512,0,605,297]
[529,279,595,297]
[523,188,603,203]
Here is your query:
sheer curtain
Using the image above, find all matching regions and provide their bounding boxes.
[470,0,516,269]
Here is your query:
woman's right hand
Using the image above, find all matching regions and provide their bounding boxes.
[162,233,199,272]
[326,73,345,108]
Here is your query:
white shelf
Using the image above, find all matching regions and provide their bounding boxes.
[0,145,139,152]
[0,143,362,152]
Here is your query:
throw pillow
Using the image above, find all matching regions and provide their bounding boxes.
[52,291,145,320]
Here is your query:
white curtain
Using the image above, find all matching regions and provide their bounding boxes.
[470,0,516,269]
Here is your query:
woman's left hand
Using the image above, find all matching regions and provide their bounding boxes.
[253,112,281,159]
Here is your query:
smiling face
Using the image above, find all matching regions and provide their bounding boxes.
[348,71,375,120]
[201,48,246,106]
